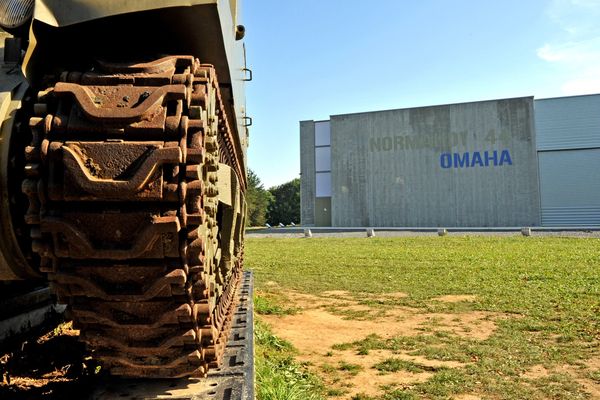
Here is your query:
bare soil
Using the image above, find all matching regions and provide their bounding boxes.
[260,290,502,399]
[432,294,477,303]
[521,361,600,398]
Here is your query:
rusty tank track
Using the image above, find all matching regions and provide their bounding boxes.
[21,56,245,378]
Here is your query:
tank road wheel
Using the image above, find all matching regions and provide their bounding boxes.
[21,56,244,378]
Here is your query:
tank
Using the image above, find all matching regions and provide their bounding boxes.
[0,0,249,378]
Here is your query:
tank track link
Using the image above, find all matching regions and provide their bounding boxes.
[21,56,244,378]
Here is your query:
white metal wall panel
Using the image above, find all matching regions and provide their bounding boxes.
[315,147,331,172]
[539,149,600,226]
[535,94,600,150]
[315,172,332,197]
[314,121,331,146]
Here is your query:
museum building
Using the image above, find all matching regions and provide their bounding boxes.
[300,94,600,227]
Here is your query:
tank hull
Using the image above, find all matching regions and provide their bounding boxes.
[0,0,249,378]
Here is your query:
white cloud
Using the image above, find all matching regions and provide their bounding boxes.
[537,0,600,95]
[537,44,562,62]
[537,38,600,64]
[547,0,600,36]
[561,77,600,94]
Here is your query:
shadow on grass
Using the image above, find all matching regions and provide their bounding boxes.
[0,314,104,400]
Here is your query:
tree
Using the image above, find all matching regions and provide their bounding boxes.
[267,178,300,226]
[245,169,272,227]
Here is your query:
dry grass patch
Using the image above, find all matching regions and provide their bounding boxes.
[520,363,600,399]
[432,295,477,303]
[320,349,433,398]
[260,290,504,399]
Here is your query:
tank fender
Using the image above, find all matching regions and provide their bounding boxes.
[33,0,217,27]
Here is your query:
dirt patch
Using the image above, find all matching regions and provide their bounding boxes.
[262,292,501,347]
[433,295,477,303]
[381,292,409,299]
[261,290,504,399]
[318,349,433,398]
[321,290,353,298]
[554,364,600,398]
[407,312,498,340]
[271,291,499,340]
[522,364,551,379]
[283,291,347,309]
[577,378,600,398]
[394,353,464,369]
[335,304,373,312]
[521,363,600,398]
[454,395,482,400]
[585,355,600,370]
[262,308,407,352]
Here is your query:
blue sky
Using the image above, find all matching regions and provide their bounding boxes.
[243,0,600,188]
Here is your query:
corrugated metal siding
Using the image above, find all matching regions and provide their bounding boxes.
[541,207,600,226]
[539,149,600,226]
[535,94,600,150]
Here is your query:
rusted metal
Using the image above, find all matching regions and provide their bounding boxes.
[21,57,246,378]
[97,56,195,75]
[41,214,181,259]
[90,271,255,400]
[53,83,186,122]
[55,142,182,201]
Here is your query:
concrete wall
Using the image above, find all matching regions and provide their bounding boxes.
[330,97,541,227]
[299,121,316,226]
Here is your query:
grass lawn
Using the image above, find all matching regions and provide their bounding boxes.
[247,236,600,400]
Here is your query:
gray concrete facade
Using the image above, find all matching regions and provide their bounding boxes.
[300,121,316,226]
[327,97,541,227]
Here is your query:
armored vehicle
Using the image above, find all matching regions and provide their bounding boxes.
[0,0,249,378]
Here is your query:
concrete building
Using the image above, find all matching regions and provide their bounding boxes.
[300,94,600,227]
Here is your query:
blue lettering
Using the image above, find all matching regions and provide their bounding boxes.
[440,153,452,169]
[499,149,513,165]
[484,150,498,166]
[453,153,469,168]
[470,152,484,167]
[440,149,513,168]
